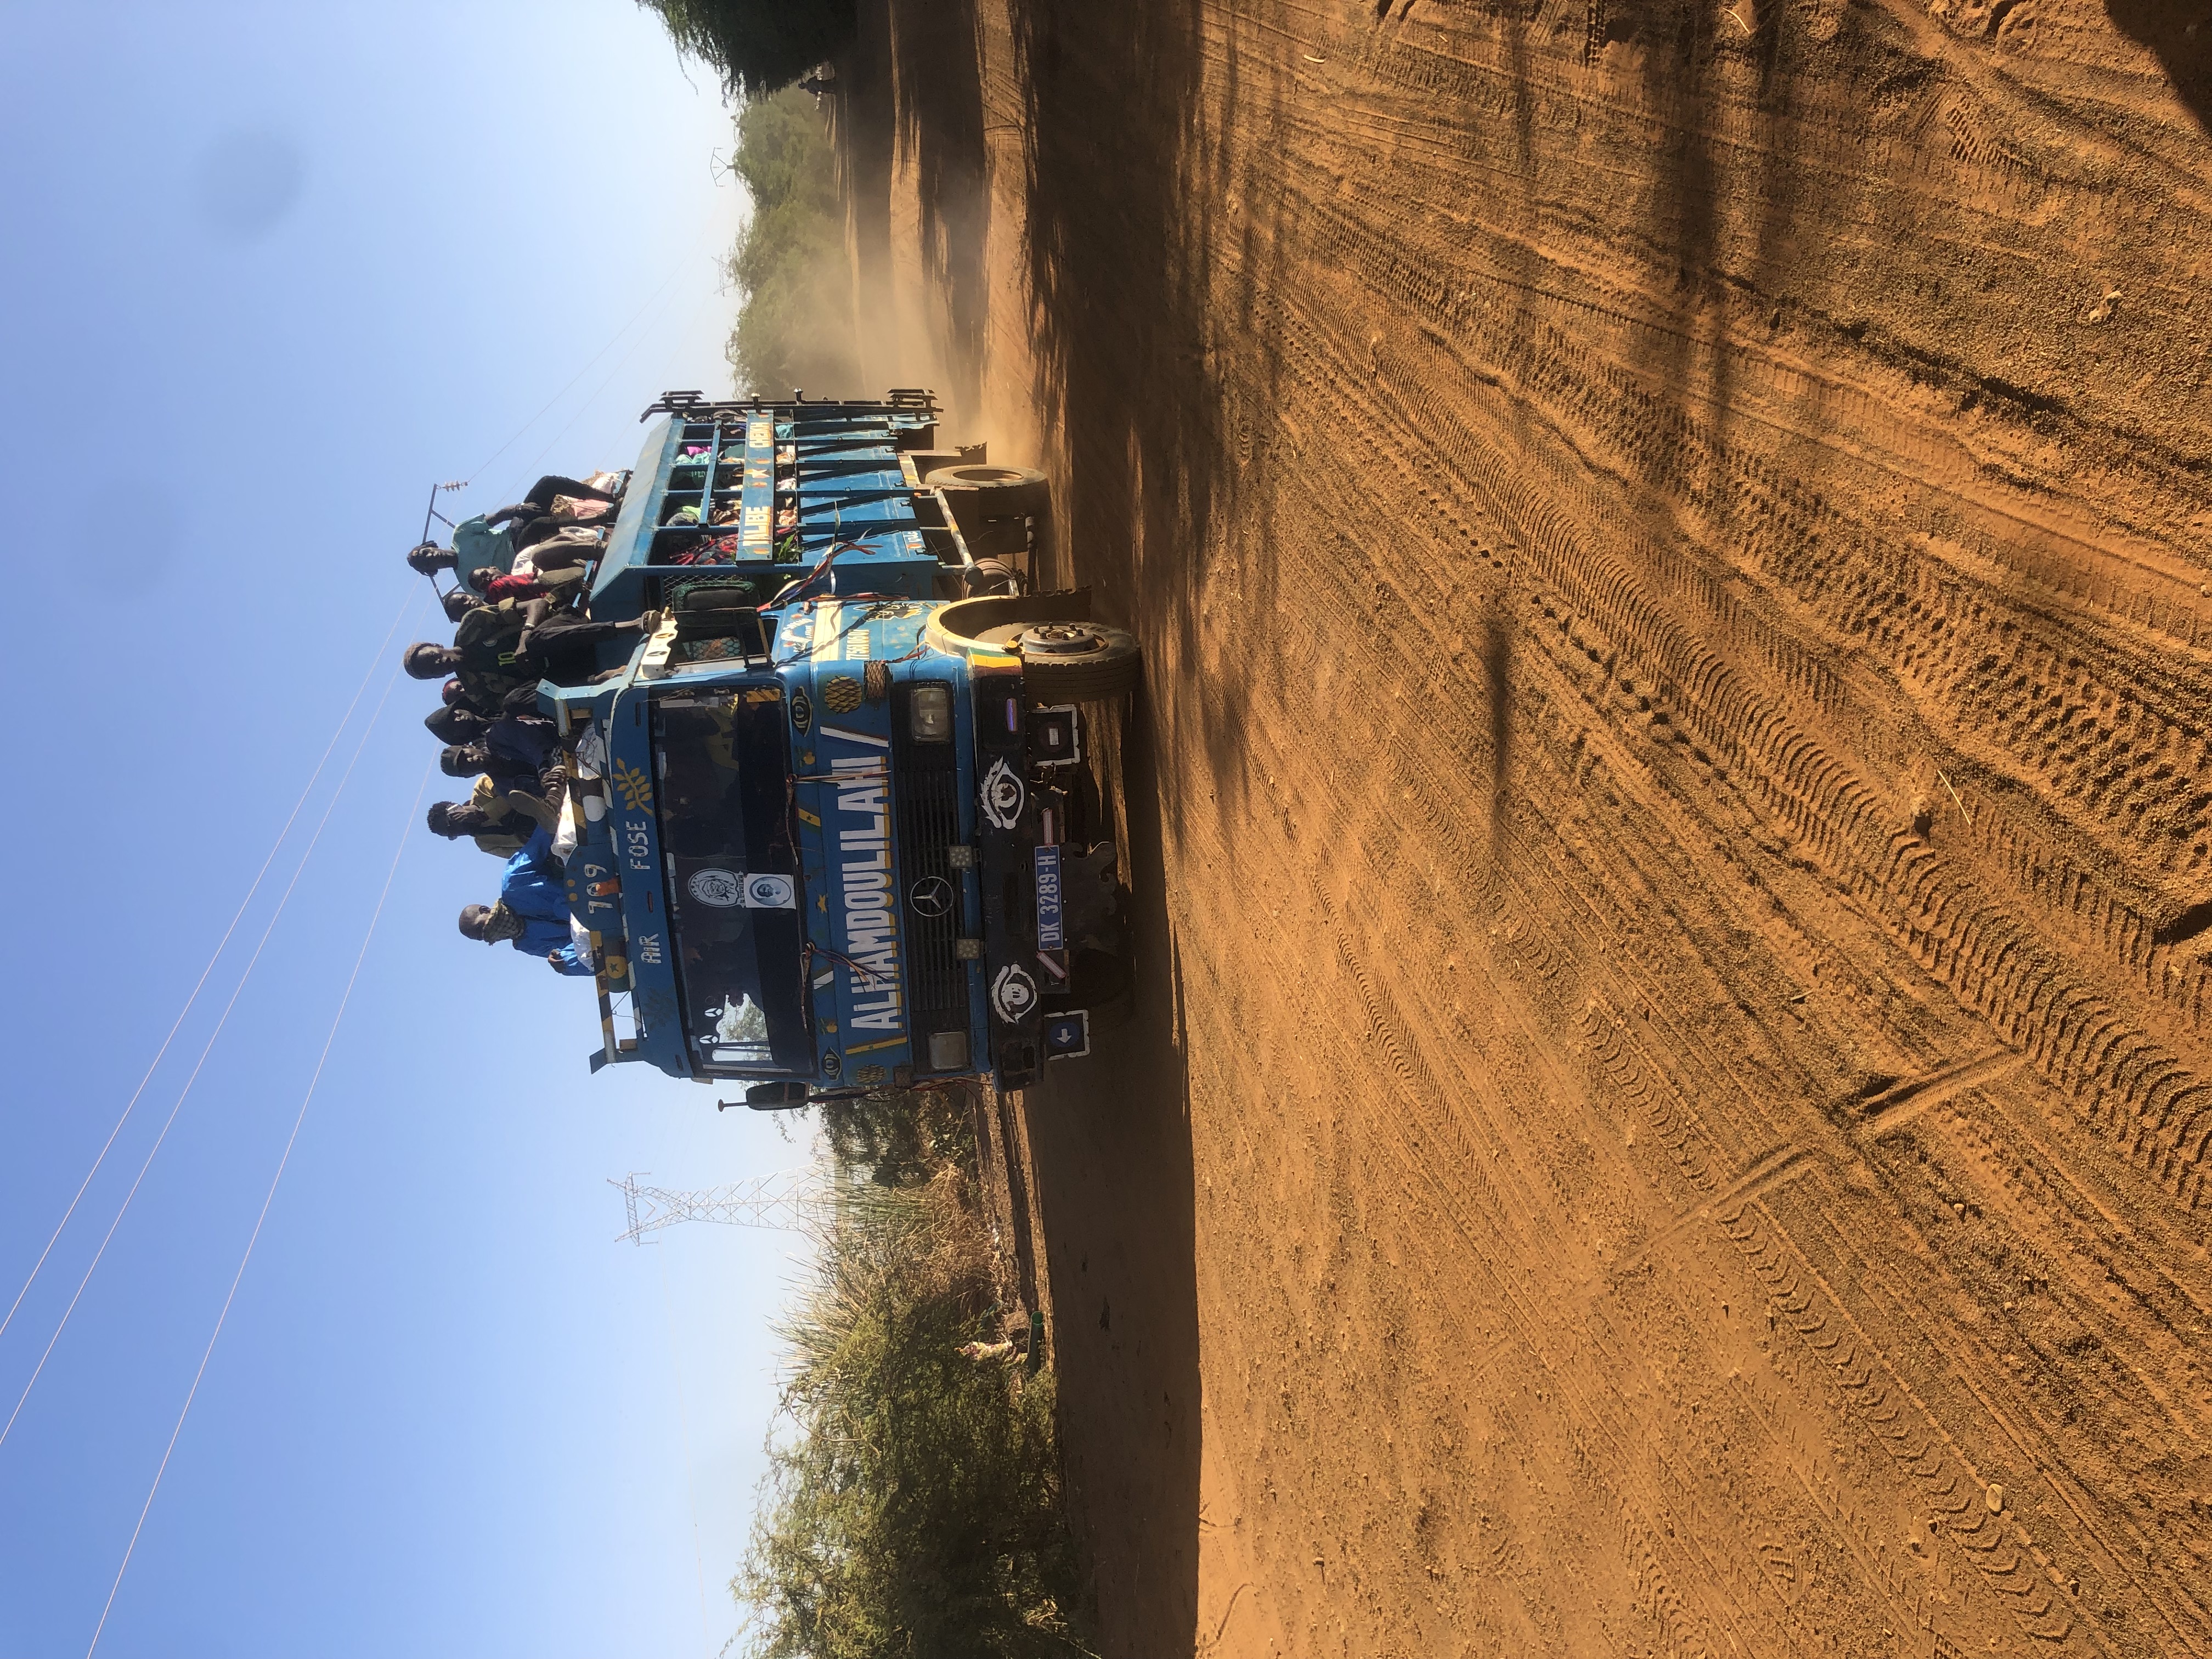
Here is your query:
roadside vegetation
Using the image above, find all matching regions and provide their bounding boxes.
[735,1092,1092,1659]
[634,0,854,98]
[720,88,862,398]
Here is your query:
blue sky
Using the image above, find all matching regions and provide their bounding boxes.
[0,4,809,1655]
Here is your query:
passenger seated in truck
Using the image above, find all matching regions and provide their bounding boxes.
[440,744,566,824]
[404,602,531,710]
[400,605,655,711]
[512,597,645,664]
[456,827,594,975]
[485,475,620,560]
[499,472,620,522]
[512,526,602,580]
[464,557,587,605]
[424,707,560,772]
[436,681,496,720]
[404,473,618,586]
[425,789,532,858]
[400,469,619,571]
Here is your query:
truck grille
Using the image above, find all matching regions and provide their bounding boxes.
[891,684,968,1046]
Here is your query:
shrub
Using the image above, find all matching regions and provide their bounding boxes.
[817,1088,976,1188]
[735,1151,1090,1657]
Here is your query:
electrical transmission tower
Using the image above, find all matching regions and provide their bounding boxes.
[611,1171,821,1243]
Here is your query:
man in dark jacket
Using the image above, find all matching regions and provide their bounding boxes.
[424,707,560,772]
[400,604,656,710]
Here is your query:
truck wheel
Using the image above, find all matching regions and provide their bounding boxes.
[1017,622,1142,701]
[925,462,1049,522]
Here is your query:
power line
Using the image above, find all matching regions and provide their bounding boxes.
[492,268,726,509]
[0,583,421,1361]
[84,753,435,1659]
[0,613,422,1458]
[459,221,722,496]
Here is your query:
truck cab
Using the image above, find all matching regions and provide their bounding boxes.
[539,391,1139,1102]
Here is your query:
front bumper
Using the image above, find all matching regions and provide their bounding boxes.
[971,664,1085,1090]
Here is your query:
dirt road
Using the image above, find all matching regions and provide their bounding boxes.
[840,3,2212,1652]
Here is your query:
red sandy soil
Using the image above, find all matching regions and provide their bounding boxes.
[841,1,2212,1652]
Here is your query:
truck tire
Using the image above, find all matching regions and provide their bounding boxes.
[1017,622,1142,701]
[934,588,1093,650]
[924,462,1049,522]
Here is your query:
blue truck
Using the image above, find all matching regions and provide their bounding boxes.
[534,390,1138,1105]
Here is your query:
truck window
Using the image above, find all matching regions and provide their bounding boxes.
[651,688,811,1075]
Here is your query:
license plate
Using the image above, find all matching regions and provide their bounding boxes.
[1033,844,1065,950]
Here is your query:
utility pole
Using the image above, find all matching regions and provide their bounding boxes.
[611,1171,820,1243]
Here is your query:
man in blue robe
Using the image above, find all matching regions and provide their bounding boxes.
[457,827,592,975]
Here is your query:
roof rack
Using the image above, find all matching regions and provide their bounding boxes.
[637,388,941,422]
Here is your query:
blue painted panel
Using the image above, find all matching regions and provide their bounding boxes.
[787,634,912,1074]
[740,413,776,556]
[602,684,691,1078]
[590,417,675,622]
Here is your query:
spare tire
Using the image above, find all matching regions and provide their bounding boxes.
[924,462,1049,522]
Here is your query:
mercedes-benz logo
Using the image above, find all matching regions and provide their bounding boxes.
[908,876,956,918]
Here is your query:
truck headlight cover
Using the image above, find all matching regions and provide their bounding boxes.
[910,682,952,741]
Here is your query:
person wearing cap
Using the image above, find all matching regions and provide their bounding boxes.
[457,827,592,974]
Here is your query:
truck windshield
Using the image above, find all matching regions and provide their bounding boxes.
[650,686,811,1075]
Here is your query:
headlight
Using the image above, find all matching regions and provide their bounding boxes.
[910,683,952,741]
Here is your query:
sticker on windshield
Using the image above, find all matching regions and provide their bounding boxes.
[743,874,796,909]
[687,867,745,908]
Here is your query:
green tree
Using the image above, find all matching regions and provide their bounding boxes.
[723,88,861,398]
[736,1170,1091,1657]
[817,1088,973,1188]
[634,0,855,99]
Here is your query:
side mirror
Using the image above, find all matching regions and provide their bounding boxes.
[736,1081,810,1111]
